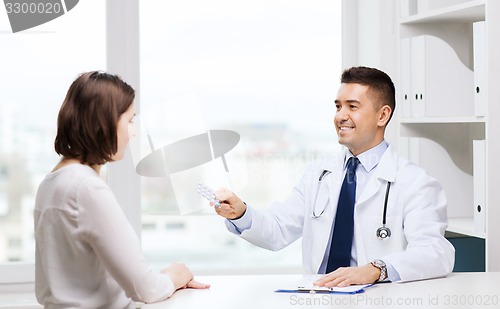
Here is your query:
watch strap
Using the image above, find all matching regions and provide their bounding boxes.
[370,259,388,282]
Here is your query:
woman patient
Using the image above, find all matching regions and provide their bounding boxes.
[34,71,209,308]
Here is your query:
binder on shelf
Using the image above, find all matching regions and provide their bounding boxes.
[473,21,486,117]
[401,38,412,118]
[410,35,474,118]
[473,140,486,234]
[410,36,426,117]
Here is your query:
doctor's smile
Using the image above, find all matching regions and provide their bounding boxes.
[339,126,355,131]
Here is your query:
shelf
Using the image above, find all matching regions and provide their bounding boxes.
[447,217,485,239]
[401,0,485,24]
[395,0,499,273]
[400,116,485,124]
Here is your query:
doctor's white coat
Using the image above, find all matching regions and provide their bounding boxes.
[231,145,455,282]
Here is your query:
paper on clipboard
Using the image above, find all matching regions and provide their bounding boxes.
[296,284,372,294]
[275,275,373,294]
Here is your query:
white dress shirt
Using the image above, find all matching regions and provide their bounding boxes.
[34,164,174,309]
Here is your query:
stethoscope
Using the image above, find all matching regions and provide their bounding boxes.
[312,169,392,240]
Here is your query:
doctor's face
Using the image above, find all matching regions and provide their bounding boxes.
[334,83,388,156]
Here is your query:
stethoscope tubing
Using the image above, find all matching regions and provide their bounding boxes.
[312,170,331,218]
[312,169,392,239]
[382,182,391,225]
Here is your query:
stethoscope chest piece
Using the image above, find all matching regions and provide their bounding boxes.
[376,226,391,239]
[376,181,393,240]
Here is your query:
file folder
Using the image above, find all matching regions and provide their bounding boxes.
[473,140,486,234]
[409,35,474,118]
[473,21,486,117]
[401,38,412,118]
[410,36,426,117]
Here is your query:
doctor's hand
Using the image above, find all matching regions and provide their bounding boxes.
[313,264,381,288]
[212,188,247,220]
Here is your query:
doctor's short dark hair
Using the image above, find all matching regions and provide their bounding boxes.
[341,66,396,123]
[54,71,135,165]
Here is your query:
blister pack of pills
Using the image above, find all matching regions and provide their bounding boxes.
[196,181,221,208]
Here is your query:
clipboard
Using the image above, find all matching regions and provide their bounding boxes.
[275,283,373,294]
[274,275,374,294]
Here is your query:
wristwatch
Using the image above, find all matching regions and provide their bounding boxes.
[370,259,388,282]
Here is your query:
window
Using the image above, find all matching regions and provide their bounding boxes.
[139,0,342,273]
[0,0,342,283]
[0,0,105,281]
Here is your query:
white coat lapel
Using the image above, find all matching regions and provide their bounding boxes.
[356,146,398,207]
[309,152,344,273]
[354,146,398,266]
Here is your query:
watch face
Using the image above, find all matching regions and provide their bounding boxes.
[374,259,386,267]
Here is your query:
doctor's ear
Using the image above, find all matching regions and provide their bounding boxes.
[377,105,392,127]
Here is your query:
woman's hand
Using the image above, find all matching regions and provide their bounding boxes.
[185,279,210,289]
[161,263,210,290]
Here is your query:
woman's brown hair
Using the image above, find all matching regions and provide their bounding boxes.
[54,71,135,165]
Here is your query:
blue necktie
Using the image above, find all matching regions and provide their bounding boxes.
[326,157,359,273]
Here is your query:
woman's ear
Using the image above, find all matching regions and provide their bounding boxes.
[378,105,392,127]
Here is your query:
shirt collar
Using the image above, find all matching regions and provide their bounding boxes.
[344,140,389,172]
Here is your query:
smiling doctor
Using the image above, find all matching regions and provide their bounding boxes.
[212,66,455,287]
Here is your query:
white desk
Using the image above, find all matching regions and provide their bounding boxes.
[0,293,40,309]
[142,273,500,309]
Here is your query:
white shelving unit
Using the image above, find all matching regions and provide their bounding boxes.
[396,0,500,271]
